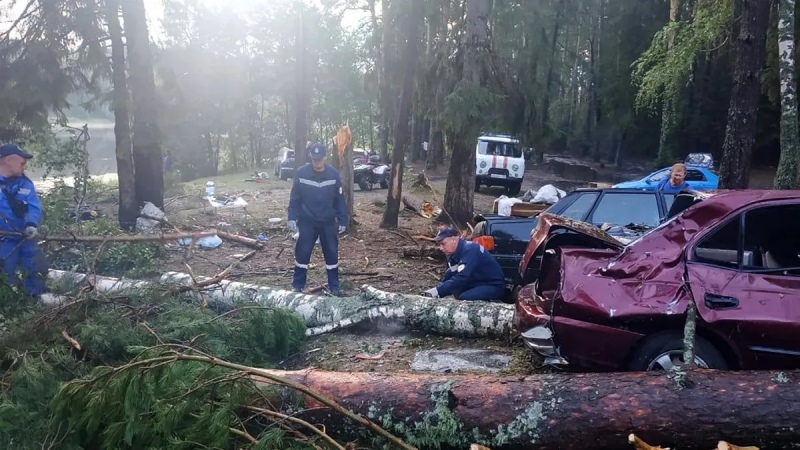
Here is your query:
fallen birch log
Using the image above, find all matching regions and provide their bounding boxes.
[257,368,795,450]
[0,229,219,243]
[216,231,265,250]
[47,270,514,337]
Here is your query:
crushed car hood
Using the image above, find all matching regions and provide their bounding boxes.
[519,213,623,276]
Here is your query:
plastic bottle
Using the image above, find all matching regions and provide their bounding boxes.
[205,180,215,198]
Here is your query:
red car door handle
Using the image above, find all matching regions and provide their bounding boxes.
[704,293,739,310]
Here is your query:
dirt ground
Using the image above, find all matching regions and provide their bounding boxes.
[140,156,777,374]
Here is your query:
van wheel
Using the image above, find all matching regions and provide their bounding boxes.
[474,181,480,193]
[380,175,389,189]
[358,181,371,191]
[506,182,522,197]
[626,331,728,372]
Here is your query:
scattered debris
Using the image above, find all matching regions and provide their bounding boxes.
[410,349,511,373]
[136,202,166,232]
[354,350,387,360]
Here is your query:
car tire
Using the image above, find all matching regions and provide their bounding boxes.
[506,182,522,197]
[380,176,389,189]
[280,170,287,181]
[626,331,728,372]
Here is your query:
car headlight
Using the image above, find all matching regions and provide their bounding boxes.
[480,161,487,168]
[512,164,519,171]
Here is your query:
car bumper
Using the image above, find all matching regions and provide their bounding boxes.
[514,287,646,371]
[477,174,523,186]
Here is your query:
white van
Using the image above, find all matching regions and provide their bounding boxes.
[475,134,525,196]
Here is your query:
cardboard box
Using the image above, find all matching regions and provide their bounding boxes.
[491,200,549,217]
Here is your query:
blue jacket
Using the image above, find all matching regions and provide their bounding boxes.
[657,178,689,193]
[288,164,348,225]
[0,175,41,234]
[437,239,505,297]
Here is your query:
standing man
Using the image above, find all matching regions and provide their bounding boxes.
[288,143,348,296]
[0,144,45,296]
[422,228,506,302]
[657,163,689,193]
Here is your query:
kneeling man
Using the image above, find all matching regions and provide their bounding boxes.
[422,228,506,302]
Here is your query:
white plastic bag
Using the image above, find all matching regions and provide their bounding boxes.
[531,184,566,204]
[496,195,522,217]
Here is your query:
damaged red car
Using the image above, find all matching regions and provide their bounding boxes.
[514,190,800,372]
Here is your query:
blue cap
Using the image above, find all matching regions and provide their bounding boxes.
[309,143,326,160]
[0,144,32,159]
[433,227,459,242]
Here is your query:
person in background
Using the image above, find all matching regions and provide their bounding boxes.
[657,163,689,193]
[0,144,46,297]
[422,228,506,302]
[287,143,348,296]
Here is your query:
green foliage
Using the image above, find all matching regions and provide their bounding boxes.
[441,81,505,138]
[632,0,735,113]
[0,289,307,449]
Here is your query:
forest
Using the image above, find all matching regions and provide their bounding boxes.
[1,0,796,227]
[1,0,799,449]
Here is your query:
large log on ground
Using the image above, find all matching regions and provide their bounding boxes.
[401,246,444,259]
[260,368,799,450]
[47,270,513,337]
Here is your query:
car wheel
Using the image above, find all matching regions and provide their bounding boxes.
[506,182,522,197]
[380,176,389,189]
[280,170,287,181]
[626,331,728,372]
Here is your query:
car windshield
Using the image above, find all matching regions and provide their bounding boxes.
[478,140,522,158]
[648,169,670,183]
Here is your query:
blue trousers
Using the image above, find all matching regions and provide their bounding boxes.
[293,221,339,294]
[0,238,46,296]
[455,284,505,302]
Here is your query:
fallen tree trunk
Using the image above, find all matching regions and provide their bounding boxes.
[401,246,444,259]
[47,270,514,338]
[258,368,797,450]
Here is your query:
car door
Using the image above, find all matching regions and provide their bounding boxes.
[686,202,800,370]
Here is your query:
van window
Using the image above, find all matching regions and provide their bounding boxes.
[478,140,522,158]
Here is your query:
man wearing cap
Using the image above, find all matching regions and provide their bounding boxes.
[288,142,348,296]
[0,144,46,296]
[422,228,506,301]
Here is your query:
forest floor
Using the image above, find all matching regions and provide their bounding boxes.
[83,155,778,374]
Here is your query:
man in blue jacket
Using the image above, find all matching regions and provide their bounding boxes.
[288,143,348,295]
[0,144,45,296]
[657,163,689,193]
[422,228,506,302]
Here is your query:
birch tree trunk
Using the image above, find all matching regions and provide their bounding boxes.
[774,0,800,189]
[47,270,514,338]
[293,9,309,170]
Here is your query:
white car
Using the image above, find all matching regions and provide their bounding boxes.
[474,134,525,196]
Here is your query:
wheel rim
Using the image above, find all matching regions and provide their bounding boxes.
[647,351,710,371]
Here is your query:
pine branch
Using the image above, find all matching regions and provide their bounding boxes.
[245,405,348,450]
[63,347,415,450]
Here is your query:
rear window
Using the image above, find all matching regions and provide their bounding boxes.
[590,193,660,227]
[477,140,522,158]
[490,220,537,242]
[558,192,599,221]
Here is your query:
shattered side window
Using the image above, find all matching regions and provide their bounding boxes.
[560,193,599,221]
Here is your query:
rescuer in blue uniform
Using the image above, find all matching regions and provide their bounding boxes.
[0,144,45,296]
[287,143,348,295]
[422,228,506,302]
